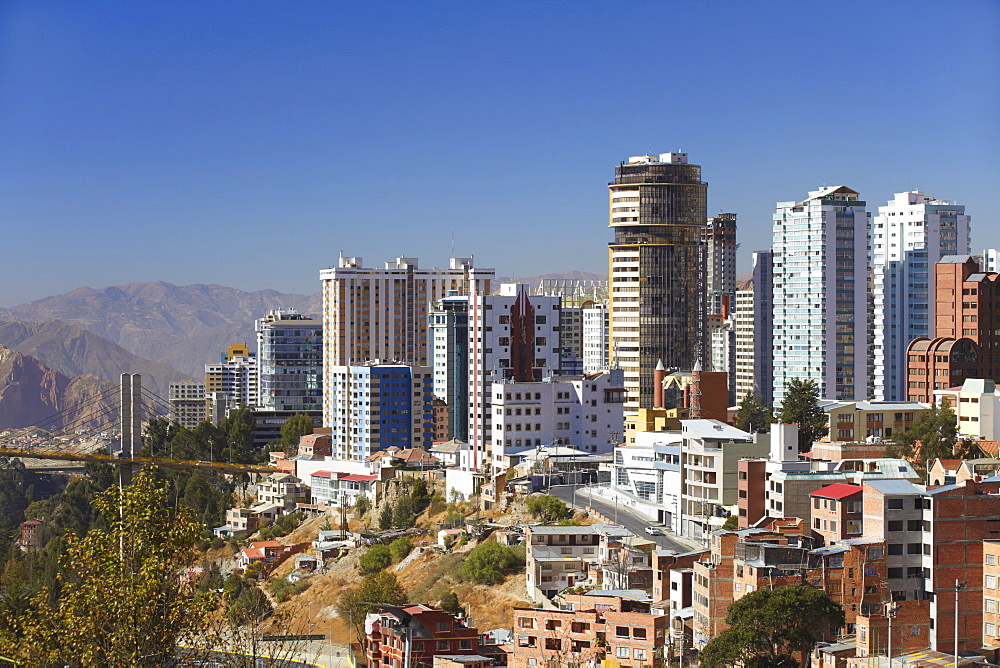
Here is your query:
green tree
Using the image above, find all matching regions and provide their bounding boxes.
[885,398,968,470]
[3,469,211,666]
[389,537,413,563]
[778,379,828,451]
[460,542,523,584]
[359,545,392,574]
[700,584,845,667]
[440,591,465,617]
[337,571,408,641]
[355,496,371,517]
[378,504,393,531]
[734,392,772,434]
[393,496,417,529]
[277,412,315,456]
[525,494,568,522]
[722,515,739,531]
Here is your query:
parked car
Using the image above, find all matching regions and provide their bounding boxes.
[644,526,663,536]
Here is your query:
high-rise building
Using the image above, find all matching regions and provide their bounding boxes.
[734,250,774,406]
[872,191,971,401]
[325,363,434,461]
[582,302,610,373]
[905,255,1000,402]
[205,344,258,422]
[981,248,1000,272]
[704,213,738,318]
[608,152,707,413]
[255,309,323,413]
[428,294,470,442]
[772,186,870,404]
[468,283,561,469]
[168,380,206,429]
[557,305,583,375]
[319,255,493,431]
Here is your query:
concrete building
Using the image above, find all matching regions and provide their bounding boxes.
[872,191,971,401]
[935,378,1000,440]
[736,251,774,406]
[704,213,738,320]
[488,371,625,462]
[610,431,683,530]
[325,363,434,461]
[772,186,870,404]
[468,284,561,470]
[582,302,609,374]
[679,420,768,541]
[608,152,707,414]
[429,295,471,442]
[905,255,1000,403]
[205,344,258,422]
[557,305,584,375]
[524,524,632,602]
[168,380,206,429]
[255,309,322,413]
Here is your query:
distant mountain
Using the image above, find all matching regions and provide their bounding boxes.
[0,282,322,377]
[0,319,187,399]
[0,345,117,431]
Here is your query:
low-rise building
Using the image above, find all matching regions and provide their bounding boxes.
[364,604,480,668]
[256,473,309,513]
[525,524,631,602]
[808,483,864,544]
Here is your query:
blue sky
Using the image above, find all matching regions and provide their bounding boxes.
[2,0,998,305]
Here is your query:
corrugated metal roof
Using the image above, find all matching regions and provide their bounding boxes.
[865,479,923,495]
[682,419,752,441]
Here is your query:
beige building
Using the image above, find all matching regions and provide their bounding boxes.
[935,378,1000,440]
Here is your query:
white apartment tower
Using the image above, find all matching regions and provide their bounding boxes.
[734,250,775,406]
[319,255,493,430]
[772,186,870,405]
[468,283,561,469]
[582,302,610,373]
[704,213,738,317]
[872,191,971,401]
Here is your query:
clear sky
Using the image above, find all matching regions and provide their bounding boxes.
[2,0,998,306]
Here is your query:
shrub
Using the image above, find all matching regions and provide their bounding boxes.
[389,537,413,562]
[359,545,392,574]
[267,577,311,602]
[460,542,522,584]
[525,495,568,522]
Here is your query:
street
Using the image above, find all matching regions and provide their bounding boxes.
[548,484,699,553]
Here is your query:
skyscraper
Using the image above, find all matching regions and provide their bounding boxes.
[733,250,774,406]
[255,309,323,412]
[319,255,493,431]
[772,186,870,404]
[871,191,971,401]
[704,213,738,317]
[428,294,470,441]
[608,152,707,413]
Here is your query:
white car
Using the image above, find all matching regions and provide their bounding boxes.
[644,526,663,536]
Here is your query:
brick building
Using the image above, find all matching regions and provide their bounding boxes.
[905,255,1000,403]
[809,483,864,545]
[364,605,480,668]
[511,591,668,668]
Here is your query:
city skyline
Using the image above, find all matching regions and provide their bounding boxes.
[2,0,998,307]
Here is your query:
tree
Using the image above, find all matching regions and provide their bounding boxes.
[4,469,211,666]
[525,494,568,522]
[355,496,371,517]
[389,536,413,562]
[378,504,393,530]
[699,584,845,667]
[440,591,465,617]
[277,412,315,456]
[337,571,408,642]
[460,542,523,584]
[393,496,417,529]
[885,398,966,469]
[359,545,392,574]
[734,392,772,434]
[778,379,828,451]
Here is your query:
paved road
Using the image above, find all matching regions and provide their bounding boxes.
[548,484,699,553]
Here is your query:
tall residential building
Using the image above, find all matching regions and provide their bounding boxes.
[468,283,561,469]
[872,191,971,401]
[557,305,583,375]
[608,152,707,413]
[582,302,609,373]
[325,363,433,461]
[319,255,493,430]
[255,309,323,413]
[981,248,1000,272]
[772,186,870,405]
[205,344,258,423]
[905,255,1000,402]
[733,251,774,406]
[428,294,470,442]
[704,213,738,317]
[168,380,206,429]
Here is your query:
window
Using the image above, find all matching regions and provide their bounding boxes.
[987,575,996,589]
[911,626,920,636]
[888,498,904,510]
[437,641,450,651]
[616,648,629,659]
[888,520,904,532]
[988,554,997,565]
[888,543,903,555]
[633,628,646,639]
[528,660,537,667]
[633,649,647,660]
[987,599,996,613]
[907,520,923,532]
[615,626,629,638]
[437,622,451,632]
[888,568,903,579]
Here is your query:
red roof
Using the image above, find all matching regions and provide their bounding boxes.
[251,540,281,548]
[808,482,863,500]
[311,470,333,478]
[340,473,377,482]
[936,459,963,471]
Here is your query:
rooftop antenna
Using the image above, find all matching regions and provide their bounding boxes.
[451,230,455,258]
